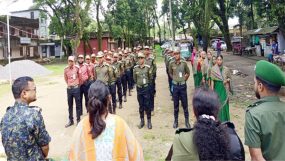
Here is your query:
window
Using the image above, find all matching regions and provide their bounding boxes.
[0,26,3,37]
[10,28,15,36]
[27,29,32,38]
[30,12,34,19]
[20,46,23,56]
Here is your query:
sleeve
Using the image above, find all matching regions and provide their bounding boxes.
[152,59,157,74]
[133,68,137,83]
[123,120,144,161]
[33,112,51,147]
[64,69,68,84]
[185,62,190,75]
[244,111,261,148]
[168,62,173,77]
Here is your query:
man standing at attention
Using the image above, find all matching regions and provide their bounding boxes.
[245,60,285,160]
[64,56,82,127]
[0,76,51,160]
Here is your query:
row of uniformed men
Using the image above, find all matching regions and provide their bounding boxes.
[64,46,157,129]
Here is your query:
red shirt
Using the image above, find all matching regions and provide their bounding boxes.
[78,63,90,84]
[64,65,80,86]
[86,63,95,79]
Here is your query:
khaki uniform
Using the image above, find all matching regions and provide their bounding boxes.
[133,64,152,87]
[244,96,285,160]
[169,60,190,84]
[94,63,112,85]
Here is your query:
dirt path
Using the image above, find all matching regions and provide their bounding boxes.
[0,54,257,160]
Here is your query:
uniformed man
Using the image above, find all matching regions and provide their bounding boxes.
[91,53,96,64]
[119,51,127,102]
[123,50,133,96]
[169,47,191,128]
[105,55,118,114]
[129,48,135,89]
[0,76,51,160]
[85,55,95,80]
[244,60,285,160]
[78,54,91,114]
[113,52,124,109]
[133,52,153,129]
[64,56,82,127]
[144,46,157,115]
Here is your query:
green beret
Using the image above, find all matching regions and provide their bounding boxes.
[255,60,285,86]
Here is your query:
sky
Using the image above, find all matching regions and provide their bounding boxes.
[0,0,239,28]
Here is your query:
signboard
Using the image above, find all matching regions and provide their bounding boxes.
[20,37,31,44]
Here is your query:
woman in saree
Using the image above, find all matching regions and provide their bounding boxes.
[202,51,213,87]
[193,51,203,88]
[69,80,144,161]
[211,55,231,122]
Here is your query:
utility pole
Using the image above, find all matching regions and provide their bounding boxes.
[169,0,175,43]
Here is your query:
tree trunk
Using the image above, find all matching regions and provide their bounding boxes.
[96,0,102,51]
[250,2,255,29]
[218,0,232,51]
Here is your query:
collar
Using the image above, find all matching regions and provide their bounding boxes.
[14,101,28,107]
[259,96,280,103]
[175,59,181,64]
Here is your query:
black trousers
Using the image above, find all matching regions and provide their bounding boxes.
[167,70,173,95]
[109,83,117,110]
[67,87,81,122]
[125,69,132,90]
[172,84,189,120]
[153,73,157,95]
[116,78,123,104]
[137,85,151,120]
[149,82,155,111]
[130,67,135,89]
[80,81,90,114]
[121,74,127,96]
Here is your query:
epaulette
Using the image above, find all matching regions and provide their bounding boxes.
[175,128,193,134]
[29,106,42,113]
[181,57,186,61]
[134,65,139,68]
[246,100,266,112]
[145,64,151,68]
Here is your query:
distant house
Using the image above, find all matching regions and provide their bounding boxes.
[76,32,123,55]
[245,26,285,57]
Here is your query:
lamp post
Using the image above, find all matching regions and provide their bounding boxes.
[7,14,11,85]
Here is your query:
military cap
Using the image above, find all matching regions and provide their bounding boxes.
[137,52,145,58]
[111,49,115,52]
[134,47,137,50]
[68,56,75,61]
[91,53,96,58]
[85,55,90,59]
[96,51,104,58]
[113,53,119,58]
[105,55,112,60]
[124,50,128,54]
[128,48,132,52]
[103,50,108,53]
[144,46,150,49]
[78,54,84,58]
[255,60,285,86]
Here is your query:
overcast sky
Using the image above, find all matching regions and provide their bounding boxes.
[0,0,238,28]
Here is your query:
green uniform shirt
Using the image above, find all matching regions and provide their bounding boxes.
[169,60,190,83]
[94,63,112,85]
[133,64,152,86]
[113,61,124,78]
[108,64,118,84]
[124,56,132,70]
[244,96,285,160]
[145,56,157,78]
[172,130,199,161]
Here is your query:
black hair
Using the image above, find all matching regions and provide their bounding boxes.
[256,76,281,93]
[192,87,230,160]
[87,80,110,139]
[217,55,223,60]
[12,76,34,99]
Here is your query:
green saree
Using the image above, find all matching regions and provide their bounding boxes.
[211,65,231,122]
[193,57,203,88]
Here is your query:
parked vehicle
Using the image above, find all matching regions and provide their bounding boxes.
[212,40,227,51]
[179,43,191,60]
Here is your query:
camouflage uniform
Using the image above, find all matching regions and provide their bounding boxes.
[0,102,51,161]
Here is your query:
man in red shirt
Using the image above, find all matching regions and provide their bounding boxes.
[64,56,81,127]
[78,54,91,114]
[91,53,96,64]
[85,55,95,80]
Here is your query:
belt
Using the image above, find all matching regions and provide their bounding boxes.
[109,82,116,85]
[172,81,186,85]
[67,85,79,89]
[137,84,149,88]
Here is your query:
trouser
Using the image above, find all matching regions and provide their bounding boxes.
[153,73,157,95]
[172,84,189,120]
[116,78,123,104]
[67,87,81,122]
[80,81,90,114]
[130,67,135,89]
[125,69,132,90]
[109,83,117,114]
[137,85,151,120]
[167,70,173,95]
[121,74,127,96]
[149,82,155,111]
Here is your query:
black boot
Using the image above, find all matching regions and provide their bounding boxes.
[119,103,123,109]
[138,118,145,129]
[185,118,191,128]
[173,119,178,129]
[65,121,74,128]
[147,119,152,129]
[124,96,127,102]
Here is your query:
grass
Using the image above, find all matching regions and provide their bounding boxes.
[44,63,66,76]
[154,44,164,63]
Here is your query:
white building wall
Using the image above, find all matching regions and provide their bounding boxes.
[11,10,40,19]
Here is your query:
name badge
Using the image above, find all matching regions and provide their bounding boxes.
[179,72,183,78]
[143,78,146,84]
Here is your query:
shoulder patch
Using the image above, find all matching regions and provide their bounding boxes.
[246,100,266,112]
[175,128,193,134]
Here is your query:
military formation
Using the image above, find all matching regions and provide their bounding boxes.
[64,46,157,129]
